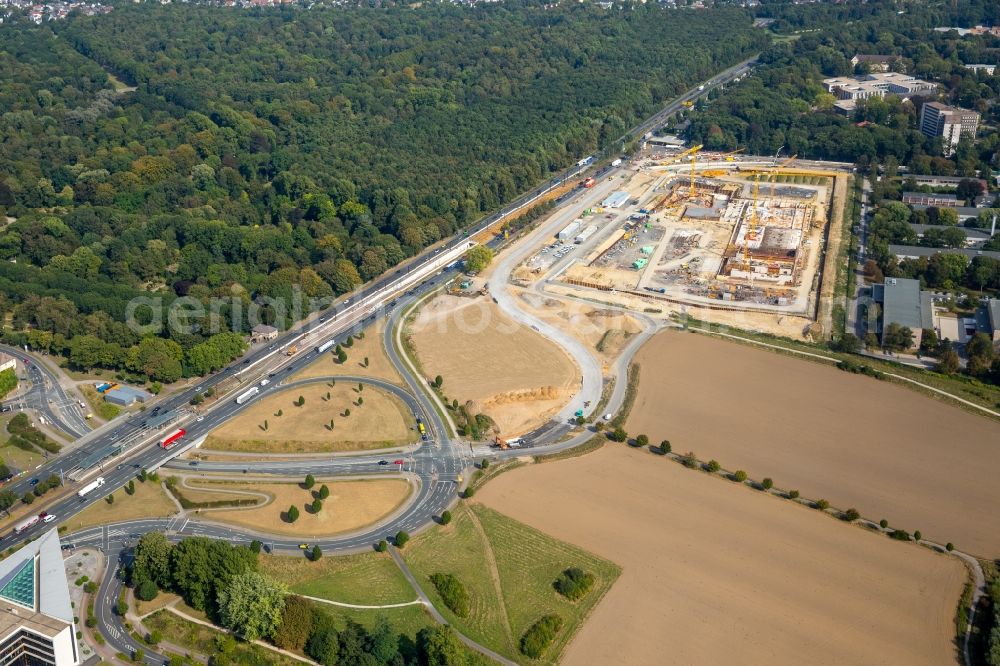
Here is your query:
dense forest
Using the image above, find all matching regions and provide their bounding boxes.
[0,3,764,383]
[686,2,1000,174]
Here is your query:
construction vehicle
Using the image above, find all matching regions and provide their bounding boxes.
[681,100,694,108]
[582,177,596,188]
[285,345,298,356]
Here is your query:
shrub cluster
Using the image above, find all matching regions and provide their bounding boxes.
[520,614,563,659]
[553,568,594,602]
[429,573,470,617]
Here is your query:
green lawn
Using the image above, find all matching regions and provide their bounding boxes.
[403,503,620,664]
[402,503,513,656]
[143,609,299,665]
[259,552,414,605]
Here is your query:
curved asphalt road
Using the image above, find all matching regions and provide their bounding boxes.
[0,343,90,440]
[0,60,760,664]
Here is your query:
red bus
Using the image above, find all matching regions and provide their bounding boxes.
[158,428,186,450]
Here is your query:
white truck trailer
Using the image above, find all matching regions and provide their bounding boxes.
[316,339,335,354]
[235,386,260,405]
[574,225,598,244]
[77,477,105,499]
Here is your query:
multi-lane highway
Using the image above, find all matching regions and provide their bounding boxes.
[0,343,91,440]
[0,57,762,664]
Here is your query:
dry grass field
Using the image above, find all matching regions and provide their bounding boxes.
[197,479,412,538]
[477,445,966,666]
[205,382,416,453]
[627,330,1000,556]
[64,480,176,534]
[293,321,404,385]
[259,551,414,605]
[408,295,579,435]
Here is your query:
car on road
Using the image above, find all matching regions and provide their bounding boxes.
[298,543,309,550]
[42,514,56,523]
[197,416,204,422]
[189,461,199,467]
[116,464,123,470]
[29,478,39,486]
[393,459,404,465]
[378,460,389,465]
[260,379,270,386]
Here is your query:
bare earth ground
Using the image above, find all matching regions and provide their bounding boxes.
[627,330,1000,556]
[194,479,412,538]
[512,289,642,369]
[293,321,404,386]
[205,382,416,453]
[408,295,579,435]
[477,446,966,666]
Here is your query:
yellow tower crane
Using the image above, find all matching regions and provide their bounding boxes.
[742,173,762,269]
[653,144,703,167]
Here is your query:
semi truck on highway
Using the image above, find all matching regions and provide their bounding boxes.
[235,386,260,405]
[13,515,39,534]
[77,477,105,499]
[158,428,186,450]
[316,339,335,354]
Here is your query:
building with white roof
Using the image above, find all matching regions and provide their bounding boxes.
[0,529,79,665]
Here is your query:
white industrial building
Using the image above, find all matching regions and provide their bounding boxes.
[602,191,630,209]
[0,529,80,666]
[557,220,582,241]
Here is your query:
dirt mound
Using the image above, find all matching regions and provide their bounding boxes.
[484,385,563,407]
[588,309,620,318]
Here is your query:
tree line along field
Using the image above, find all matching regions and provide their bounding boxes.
[626,330,1000,557]
[0,4,764,386]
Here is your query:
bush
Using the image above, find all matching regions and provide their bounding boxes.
[879,519,889,529]
[520,614,563,659]
[21,493,33,505]
[287,505,299,523]
[635,434,649,447]
[318,484,330,500]
[814,499,829,511]
[842,508,860,522]
[84,582,97,594]
[788,490,800,500]
[705,460,720,473]
[148,630,162,646]
[889,529,910,541]
[913,530,922,541]
[731,470,747,483]
[659,440,671,454]
[480,459,490,469]
[945,542,954,552]
[440,510,452,525]
[607,427,628,443]
[311,545,322,561]
[304,474,315,489]
[395,531,410,548]
[553,567,594,601]
[682,452,698,469]
[135,579,158,602]
[375,540,388,553]
[464,486,476,499]
[760,478,773,490]
[429,573,470,617]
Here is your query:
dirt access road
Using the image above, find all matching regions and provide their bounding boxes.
[627,329,1000,556]
[478,446,966,666]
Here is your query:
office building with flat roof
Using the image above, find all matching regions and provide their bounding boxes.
[0,529,79,666]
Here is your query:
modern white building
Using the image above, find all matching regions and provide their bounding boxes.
[601,191,630,209]
[0,529,79,666]
[919,101,980,154]
[823,72,938,101]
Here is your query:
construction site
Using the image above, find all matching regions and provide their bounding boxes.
[514,145,851,335]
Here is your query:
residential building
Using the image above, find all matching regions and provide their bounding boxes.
[850,54,899,72]
[988,299,1000,343]
[919,102,980,154]
[906,204,988,223]
[964,64,996,76]
[250,324,279,343]
[0,529,79,666]
[889,245,1000,262]
[875,277,932,348]
[0,353,15,374]
[909,224,993,247]
[902,192,959,208]
[902,174,988,190]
